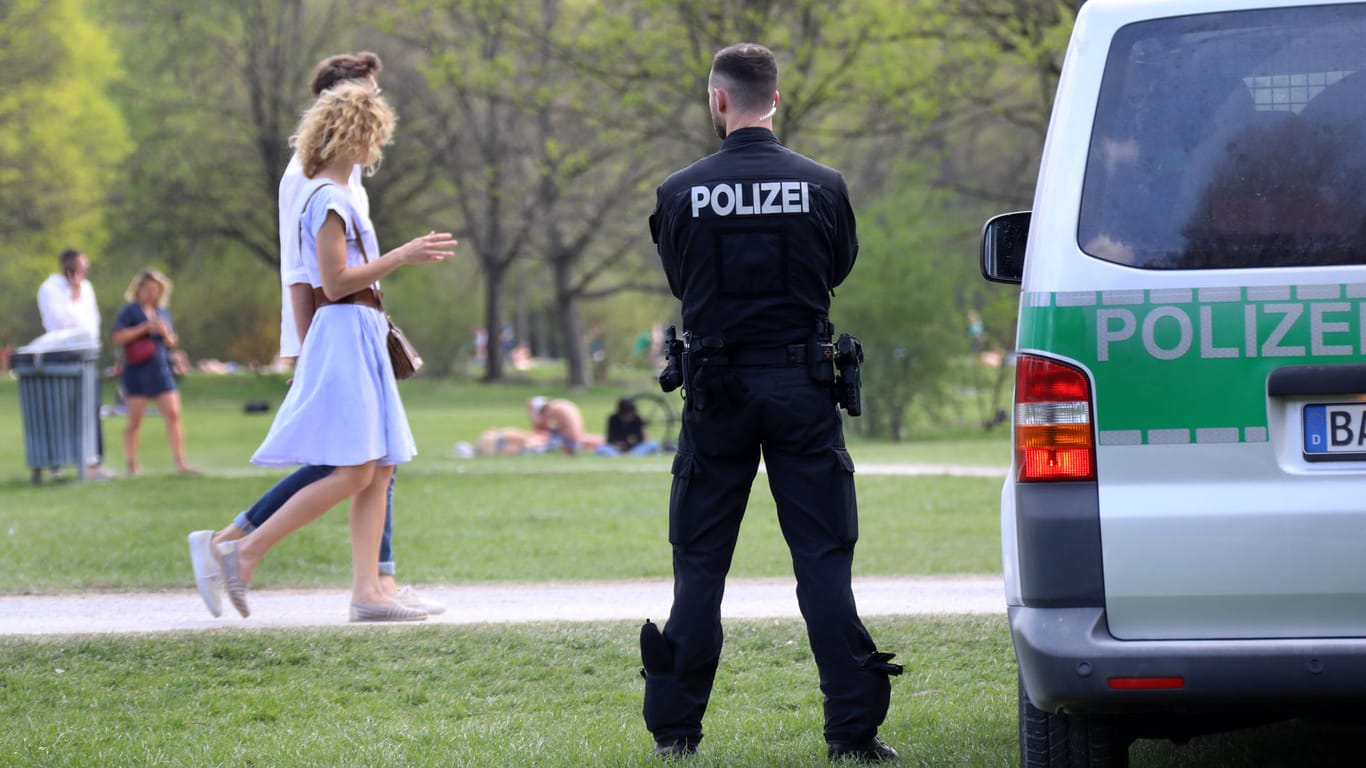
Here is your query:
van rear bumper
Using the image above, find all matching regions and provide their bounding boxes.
[1012,605,1366,714]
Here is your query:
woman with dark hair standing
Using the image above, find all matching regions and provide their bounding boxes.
[111,269,197,476]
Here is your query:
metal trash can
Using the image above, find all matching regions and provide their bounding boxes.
[12,343,101,484]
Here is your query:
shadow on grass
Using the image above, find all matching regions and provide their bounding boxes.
[1131,717,1366,766]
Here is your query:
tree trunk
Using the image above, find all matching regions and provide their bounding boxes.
[554,256,589,390]
[482,262,508,382]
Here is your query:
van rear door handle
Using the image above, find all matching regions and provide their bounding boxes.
[1267,364,1366,397]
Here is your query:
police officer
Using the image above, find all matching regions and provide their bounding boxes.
[642,43,900,761]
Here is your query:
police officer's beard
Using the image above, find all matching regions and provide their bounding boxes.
[711,107,726,140]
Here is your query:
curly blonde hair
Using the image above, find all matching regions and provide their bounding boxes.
[290,81,396,178]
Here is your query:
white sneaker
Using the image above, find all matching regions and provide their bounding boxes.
[187,530,223,617]
[394,585,446,615]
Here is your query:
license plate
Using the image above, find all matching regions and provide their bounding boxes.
[1303,403,1366,460]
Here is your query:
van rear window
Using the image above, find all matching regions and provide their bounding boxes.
[1079,5,1366,269]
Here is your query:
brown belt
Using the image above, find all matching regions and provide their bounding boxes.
[313,286,381,310]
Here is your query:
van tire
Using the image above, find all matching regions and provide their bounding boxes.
[1019,675,1130,768]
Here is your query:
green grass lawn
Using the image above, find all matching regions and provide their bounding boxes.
[0,617,1358,767]
[0,617,1018,768]
[0,373,1007,592]
[5,374,1351,766]
[0,470,1002,592]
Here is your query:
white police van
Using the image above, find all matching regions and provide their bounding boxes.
[981,0,1366,765]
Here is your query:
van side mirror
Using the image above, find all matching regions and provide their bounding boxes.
[981,211,1031,284]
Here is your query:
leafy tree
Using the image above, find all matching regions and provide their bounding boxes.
[0,0,130,347]
[390,0,549,382]
[0,0,1077,404]
[927,0,1075,429]
[393,0,679,385]
[95,0,455,361]
[835,170,983,440]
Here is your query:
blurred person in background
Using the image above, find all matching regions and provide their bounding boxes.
[528,395,604,455]
[595,398,660,456]
[36,248,114,480]
[110,269,198,476]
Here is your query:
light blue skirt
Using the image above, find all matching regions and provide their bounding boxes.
[252,304,416,467]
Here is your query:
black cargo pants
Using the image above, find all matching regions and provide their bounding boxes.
[642,365,894,747]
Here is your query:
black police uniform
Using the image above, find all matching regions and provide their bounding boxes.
[643,127,898,751]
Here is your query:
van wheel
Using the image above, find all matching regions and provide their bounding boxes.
[1019,675,1130,768]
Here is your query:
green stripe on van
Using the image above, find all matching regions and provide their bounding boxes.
[1018,285,1366,444]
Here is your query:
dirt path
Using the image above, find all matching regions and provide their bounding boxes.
[0,575,1004,636]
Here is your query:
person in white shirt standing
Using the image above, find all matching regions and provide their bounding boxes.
[36,249,114,480]
[37,249,100,342]
[186,52,446,619]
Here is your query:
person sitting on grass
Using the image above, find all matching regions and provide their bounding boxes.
[595,398,661,456]
[527,396,604,455]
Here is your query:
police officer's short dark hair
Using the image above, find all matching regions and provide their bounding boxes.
[309,51,383,96]
[711,43,777,113]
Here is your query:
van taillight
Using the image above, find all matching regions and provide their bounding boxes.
[1014,355,1096,482]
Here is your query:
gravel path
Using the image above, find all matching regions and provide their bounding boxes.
[0,575,1004,636]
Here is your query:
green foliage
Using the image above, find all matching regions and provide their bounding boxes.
[1,0,1079,382]
[836,169,986,440]
[0,0,131,346]
[166,250,283,366]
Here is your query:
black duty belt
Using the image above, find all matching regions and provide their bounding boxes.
[727,344,808,367]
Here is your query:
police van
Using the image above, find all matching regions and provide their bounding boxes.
[980,0,1366,765]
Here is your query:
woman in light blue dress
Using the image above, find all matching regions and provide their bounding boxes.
[217,81,457,622]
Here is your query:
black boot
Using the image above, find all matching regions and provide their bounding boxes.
[828,736,898,762]
[654,738,698,758]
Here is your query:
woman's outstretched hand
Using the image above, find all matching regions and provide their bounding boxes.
[399,231,458,264]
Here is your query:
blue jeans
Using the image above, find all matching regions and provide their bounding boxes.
[232,465,397,575]
[595,440,662,457]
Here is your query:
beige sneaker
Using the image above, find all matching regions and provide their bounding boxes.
[217,540,250,618]
[350,599,428,622]
[394,585,447,615]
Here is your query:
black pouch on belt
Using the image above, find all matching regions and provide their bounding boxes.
[808,317,836,386]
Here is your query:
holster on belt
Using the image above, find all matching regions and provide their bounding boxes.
[682,335,739,413]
